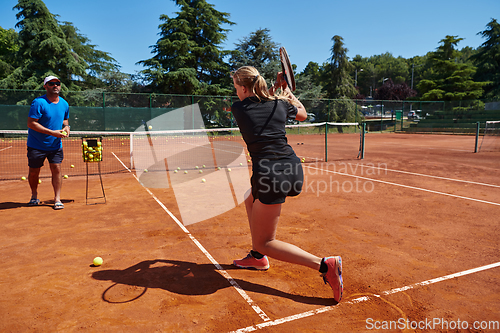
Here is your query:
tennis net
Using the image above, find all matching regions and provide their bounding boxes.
[0,122,363,181]
[479,120,500,152]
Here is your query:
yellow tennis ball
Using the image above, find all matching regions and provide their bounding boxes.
[148,125,152,130]
[61,131,67,136]
[201,178,206,183]
[70,164,74,168]
[199,170,203,173]
[93,257,103,266]
[228,168,231,172]
[184,170,188,174]
[21,176,26,180]
[38,179,42,184]
[63,175,68,179]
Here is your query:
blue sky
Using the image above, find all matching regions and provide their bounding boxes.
[1,0,498,75]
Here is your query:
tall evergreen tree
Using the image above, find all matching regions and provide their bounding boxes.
[322,36,358,122]
[138,0,234,95]
[470,18,500,99]
[229,28,280,85]
[6,0,86,89]
[323,35,356,100]
[0,0,119,90]
[418,35,486,101]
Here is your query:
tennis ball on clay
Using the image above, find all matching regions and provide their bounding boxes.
[195,166,199,169]
[174,170,178,173]
[202,165,206,168]
[93,257,103,266]
[217,167,221,170]
[228,168,231,172]
[63,175,68,179]
[199,170,203,173]
[201,178,206,183]
[240,163,243,166]
[301,158,305,163]
[148,125,152,130]
[38,179,42,184]
[144,169,148,172]
[184,170,188,174]
[177,167,181,170]
[70,164,75,168]
[21,176,26,180]
[248,160,251,163]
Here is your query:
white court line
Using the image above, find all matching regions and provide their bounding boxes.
[305,165,500,207]
[229,262,500,332]
[112,152,270,322]
[0,146,13,152]
[353,164,500,188]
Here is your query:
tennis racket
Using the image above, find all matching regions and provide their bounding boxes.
[279,46,296,91]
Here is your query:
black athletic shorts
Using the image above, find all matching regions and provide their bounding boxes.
[251,155,303,205]
[27,147,64,168]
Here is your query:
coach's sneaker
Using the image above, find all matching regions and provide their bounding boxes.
[321,256,343,302]
[233,252,270,270]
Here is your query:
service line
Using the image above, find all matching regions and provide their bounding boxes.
[304,165,500,206]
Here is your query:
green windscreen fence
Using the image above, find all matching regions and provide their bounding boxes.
[1,89,498,133]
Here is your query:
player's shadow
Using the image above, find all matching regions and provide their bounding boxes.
[92,259,335,306]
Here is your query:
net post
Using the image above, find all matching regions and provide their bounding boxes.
[324,121,328,162]
[474,121,480,153]
[361,123,366,159]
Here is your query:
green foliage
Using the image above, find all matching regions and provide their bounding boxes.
[0,27,20,80]
[417,35,487,101]
[229,28,281,85]
[138,0,234,95]
[0,0,120,91]
[470,18,500,99]
[323,35,357,101]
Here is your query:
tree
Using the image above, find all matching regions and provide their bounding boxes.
[0,0,119,91]
[138,0,234,95]
[229,28,280,85]
[417,35,486,101]
[323,35,356,99]
[470,18,500,99]
[322,36,358,122]
[0,27,20,80]
[374,78,416,100]
[295,61,323,100]
[59,21,120,90]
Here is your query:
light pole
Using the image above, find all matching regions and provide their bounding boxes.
[355,68,363,87]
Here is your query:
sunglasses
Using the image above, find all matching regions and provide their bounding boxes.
[46,82,61,86]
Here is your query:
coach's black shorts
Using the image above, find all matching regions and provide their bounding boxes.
[251,155,303,205]
[27,147,64,168]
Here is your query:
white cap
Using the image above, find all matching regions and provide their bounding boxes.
[43,76,60,85]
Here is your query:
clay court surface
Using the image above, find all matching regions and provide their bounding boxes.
[1,133,499,332]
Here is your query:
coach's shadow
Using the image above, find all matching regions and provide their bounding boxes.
[0,199,73,210]
[92,259,335,306]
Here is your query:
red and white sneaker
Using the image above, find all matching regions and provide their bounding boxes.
[321,256,343,302]
[233,253,270,270]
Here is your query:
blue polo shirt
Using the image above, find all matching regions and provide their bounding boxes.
[27,95,69,151]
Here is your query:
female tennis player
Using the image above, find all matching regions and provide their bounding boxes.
[230,66,343,302]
